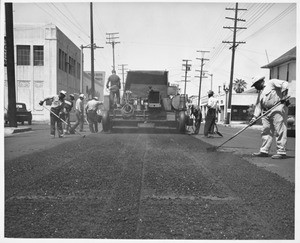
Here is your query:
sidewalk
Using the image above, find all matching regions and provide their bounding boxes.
[188,122,295,183]
[4,126,32,136]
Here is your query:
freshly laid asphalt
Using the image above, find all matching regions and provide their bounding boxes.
[4,122,296,239]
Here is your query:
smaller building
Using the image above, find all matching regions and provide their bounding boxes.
[200,89,258,123]
[83,71,105,100]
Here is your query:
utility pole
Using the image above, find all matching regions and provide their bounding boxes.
[182,60,192,98]
[81,2,103,98]
[223,2,247,124]
[106,32,120,71]
[195,50,209,107]
[90,2,95,97]
[80,43,103,96]
[208,73,213,90]
[5,3,17,127]
[118,64,128,93]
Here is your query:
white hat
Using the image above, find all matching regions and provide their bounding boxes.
[251,76,265,87]
[60,90,67,95]
[79,94,85,98]
[93,97,98,100]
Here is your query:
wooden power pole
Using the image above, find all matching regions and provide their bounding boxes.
[5,3,17,127]
[195,50,209,107]
[223,2,247,124]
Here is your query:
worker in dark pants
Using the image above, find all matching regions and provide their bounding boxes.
[39,90,66,138]
[85,97,102,133]
[106,70,121,109]
[204,90,219,138]
[62,94,75,135]
[70,94,85,134]
[191,105,202,134]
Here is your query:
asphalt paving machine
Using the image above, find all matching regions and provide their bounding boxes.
[101,70,190,133]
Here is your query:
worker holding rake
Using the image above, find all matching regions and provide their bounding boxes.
[250,76,289,159]
[39,90,66,138]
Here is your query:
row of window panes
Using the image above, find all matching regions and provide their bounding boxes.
[59,48,80,79]
[16,45,44,66]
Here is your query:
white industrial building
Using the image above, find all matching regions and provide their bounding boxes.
[4,23,105,122]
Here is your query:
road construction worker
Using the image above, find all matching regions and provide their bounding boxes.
[85,97,103,133]
[62,94,75,134]
[70,94,85,134]
[106,70,121,108]
[204,90,219,138]
[250,76,289,159]
[191,105,202,134]
[39,90,66,138]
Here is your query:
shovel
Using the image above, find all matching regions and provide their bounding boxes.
[207,97,289,152]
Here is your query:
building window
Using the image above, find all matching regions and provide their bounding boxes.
[68,56,76,76]
[4,37,7,66]
[287,63,290,81]
[33,46,44,66]
[17,45,30,65]
[277,66,280,79]
[77,62,81,79]
[59,49,62,69]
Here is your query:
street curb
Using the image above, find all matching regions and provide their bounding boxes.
[4,127,32,136]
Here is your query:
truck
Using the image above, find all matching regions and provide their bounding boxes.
[101,70,191,133]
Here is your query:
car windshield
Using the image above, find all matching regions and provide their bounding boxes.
[16,104,26,110]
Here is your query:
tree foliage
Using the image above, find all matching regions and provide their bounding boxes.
[233,78,247,93]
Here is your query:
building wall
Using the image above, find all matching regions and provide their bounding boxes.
[269,60,296,82]
[83,71,105,101]
[4,24,82,122]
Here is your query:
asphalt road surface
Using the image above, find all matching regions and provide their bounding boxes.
[5,126,294,239]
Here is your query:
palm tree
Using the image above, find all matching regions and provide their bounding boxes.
[233,78,247,93]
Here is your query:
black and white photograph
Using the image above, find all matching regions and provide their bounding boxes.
[2,0,298,241]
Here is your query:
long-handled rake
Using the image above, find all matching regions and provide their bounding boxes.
[43,105,86,138]
[207,97,289,152]
[214,122,223,137]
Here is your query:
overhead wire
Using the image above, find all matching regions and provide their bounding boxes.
[242,3,296,41]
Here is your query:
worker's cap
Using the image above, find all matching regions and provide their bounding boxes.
[60,90,67,95]
[93,96,98,100]
[69,94,74,97]
[251,76,265,87]
[207,90,214,95]
[79,94,85,98]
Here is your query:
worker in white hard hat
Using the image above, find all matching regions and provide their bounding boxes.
[85,96,103,133]
[250,76,289,159]
[203,90,220,138]
[70,93,85,134]
[39,90,67,138]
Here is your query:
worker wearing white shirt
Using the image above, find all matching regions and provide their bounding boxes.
[70,93,85,133]
[250,76,289,159]
[204,90,219,137]
[85,97,103,133]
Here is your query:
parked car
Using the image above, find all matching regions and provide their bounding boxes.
[4,102,32,125]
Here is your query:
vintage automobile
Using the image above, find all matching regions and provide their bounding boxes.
[4,102,32,125]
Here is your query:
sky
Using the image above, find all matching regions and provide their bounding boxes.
[2,0,298,98]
